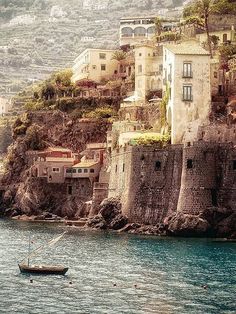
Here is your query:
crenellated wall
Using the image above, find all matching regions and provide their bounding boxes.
[108,141,236,225]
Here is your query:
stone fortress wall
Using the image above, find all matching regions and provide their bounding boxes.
[108,138,236,225]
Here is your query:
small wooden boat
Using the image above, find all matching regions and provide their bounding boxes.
[18,264,68,275]
[19,232,68,275]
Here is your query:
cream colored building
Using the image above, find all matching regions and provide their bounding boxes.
[135,44,163,101]
[72,49,119,83]
[119,16,156,47]
[163,42,211,144]
[0,97,12,116]
[196,28,236,45]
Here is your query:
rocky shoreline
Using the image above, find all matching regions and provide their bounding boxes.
[3,197,236,239]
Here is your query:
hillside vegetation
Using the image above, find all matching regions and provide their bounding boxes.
[0,0,183,97]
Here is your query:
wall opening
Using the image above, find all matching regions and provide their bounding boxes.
[211,189,218,207]
[187,159,193,169]
[233,160,236,170]
[155,161,161,171]
[68,185,73,195]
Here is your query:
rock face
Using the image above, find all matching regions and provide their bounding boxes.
[0,111,110,218]
[165,207,236,238]
[86,197,128,230]
[166,213,211,237]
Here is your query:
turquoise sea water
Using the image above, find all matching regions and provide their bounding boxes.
[0,220,235,314]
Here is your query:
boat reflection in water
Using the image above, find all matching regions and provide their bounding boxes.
[18,231,68,275]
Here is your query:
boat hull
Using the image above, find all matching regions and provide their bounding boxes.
[18,264,68,275]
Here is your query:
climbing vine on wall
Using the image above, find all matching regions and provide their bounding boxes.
[160,83,170,130]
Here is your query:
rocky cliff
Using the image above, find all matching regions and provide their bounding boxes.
[0,110,111,218]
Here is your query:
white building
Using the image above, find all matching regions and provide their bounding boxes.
[9,15,36,26]
[119,16,156,47]
[72,48,118,83]
[81,36,95,43]
[0,97,12,116]
[83,0,109,10]
[134,44,163,100]
[163,42,211,144]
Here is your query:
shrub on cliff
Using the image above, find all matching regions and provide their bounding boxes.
[131,133,170,147]
[13,114,31,137]
[25,124,47,150]
[84,106,117,119]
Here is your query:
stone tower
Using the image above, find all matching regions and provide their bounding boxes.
[177,142,218,215]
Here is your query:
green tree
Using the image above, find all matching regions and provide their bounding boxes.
[111,50,127,62]
[41,82,56,100]
[154,17,163,36]
[183,0,214,58]
[53,69,73,87]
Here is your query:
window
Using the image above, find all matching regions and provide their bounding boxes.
[155,161,161,171]
[233,160,236,170]
[123,164,125,172]
[187,159,193,169]
[99,53,106,59]
[84,169,88,173]
[214,71,217,78]
[92,65,96,70]
[66,168,73,173]
[183,85,193,101]
[183,62,192,78]
[101,64,106,71]
[90,169,95,173]
[52,167,60,173]
[115,165,118,173]
[78,169,82,173]
[139,53,142,56]
[159,64,163,72]
[68,185,73,195]
[138,65,142,73]
[223,33,228,42]
[211,189,218,206]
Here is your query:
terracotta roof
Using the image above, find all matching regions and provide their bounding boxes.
[164,43,210,55]
[73,160,100,168]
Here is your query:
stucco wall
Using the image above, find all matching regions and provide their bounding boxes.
[164,48,211,144]
[135,45,163,100]
[72,49,118,83]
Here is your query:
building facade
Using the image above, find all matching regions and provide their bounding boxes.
[119,16,156,47]
[163,42,211,144]
[72,49,119,83]
[134,44,163,100]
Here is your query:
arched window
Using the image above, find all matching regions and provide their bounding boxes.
[134,27,146,37]
[147,26,155,34]
[121,27,133,37]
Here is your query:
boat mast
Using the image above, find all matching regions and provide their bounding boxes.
[28,234,31,266]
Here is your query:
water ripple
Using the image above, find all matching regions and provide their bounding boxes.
[0,220,235,314]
